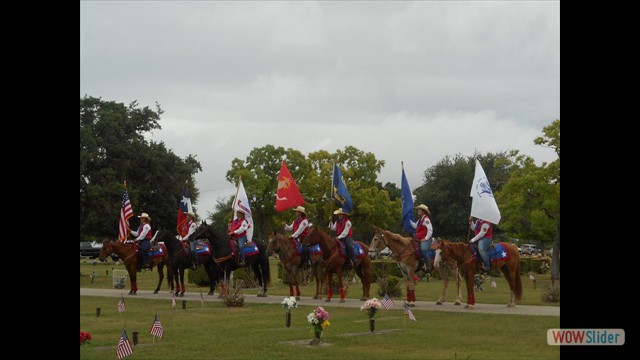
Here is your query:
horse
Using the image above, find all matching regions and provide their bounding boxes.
[266,231,327,300]
[301,226,372,303]
[433,238,522,308]
[98,239,174,295]
[371,226,462,306]
[151,229,216,296]
[188,221,271,297]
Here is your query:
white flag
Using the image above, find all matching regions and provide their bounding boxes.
[470,160,501,224]
[232,179,254,241]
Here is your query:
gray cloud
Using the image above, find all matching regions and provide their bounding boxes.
[81,1,559,216]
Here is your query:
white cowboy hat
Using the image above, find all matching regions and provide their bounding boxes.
[235,208,247,215]
[187,211,196,219]
[138,213,151,220]
[292,206,306,215]
[334,208,351,216]
[415,204,430,215]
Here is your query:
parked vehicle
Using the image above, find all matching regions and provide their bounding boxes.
[369,247,392,260]
[519,244,542,256]
[80,241,101,259]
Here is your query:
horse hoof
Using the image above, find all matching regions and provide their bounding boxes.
[324,298,331,303]
[360,297,368,301]
[153,290,159,294]
[454,302,461,306]
[295,296,300,301]
[257,293,267,298]
[464,304,474,309]
[436,301,443,305]
[208,291,214,296]
[339,299,345,303]
[407,303,415,307]
[180,292,185,297]
[507,304,516,308]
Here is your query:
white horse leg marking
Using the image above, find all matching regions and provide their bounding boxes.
[434,249,442,268]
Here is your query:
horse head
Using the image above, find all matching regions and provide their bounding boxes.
[301,226,322,247]
[266,231,282,256]
[433,238,455,268]
[370,225,388,256]
[98,239,114,262]
[188,220,210,243]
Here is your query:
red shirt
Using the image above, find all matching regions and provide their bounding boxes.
[293,217,309,238]
[336,218,353,239]
[473,220,493,239]
[415,214,431,240]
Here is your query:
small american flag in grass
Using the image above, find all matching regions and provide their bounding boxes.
[150,314,164,339]
[116,329,133,359]
[381,294,395,310]
[117,295,126,313]
[404,303,417,321]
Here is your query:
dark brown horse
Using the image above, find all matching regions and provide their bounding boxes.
[98,239,174,295]
[301,226,371,303]
[188,221,271,297]
[266,231,327,300]
[433,239,522,308]
[371,226,462,306]
[151,229,217,296]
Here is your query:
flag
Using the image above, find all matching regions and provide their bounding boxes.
[232,179,254,241]
[404,303,417,321]
[401,165,416,235]
[150,314,164,339]
[331,164,353,213]
[171,293,176,309]
[177,183,193,237]
[117,295,126,313]
[470,160,501,224]
[118,189,134,242]
[381,294,395,310]
[275,161,305,212]
[116,329,133,359]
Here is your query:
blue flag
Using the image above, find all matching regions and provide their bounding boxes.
[401,167,416,234]
[332,164,353,213]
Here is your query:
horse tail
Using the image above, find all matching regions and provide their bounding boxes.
[514,260,523,301]
[256,240,272,286]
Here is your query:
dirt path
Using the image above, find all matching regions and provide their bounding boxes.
[80,287,559,317]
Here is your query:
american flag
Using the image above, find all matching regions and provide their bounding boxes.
[403,303,417,321]
[172,293,176,309]
[381,294,395,310]
[117,295,126,313]
[150,314,164,339]
[118,189,134,242]
[116,329,133,359]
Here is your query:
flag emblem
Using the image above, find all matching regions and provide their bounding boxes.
[116,329,134,359]
[117,296,126,313]
[150,314,164,339]
[118,190,134,242]
[381,294,395,310]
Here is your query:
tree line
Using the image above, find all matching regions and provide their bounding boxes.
[80,97,559,280]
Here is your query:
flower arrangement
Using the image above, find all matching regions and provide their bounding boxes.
[80,331,92,346]
[307,306,330,335]
[281,296,298,311]
[360,298,382,319]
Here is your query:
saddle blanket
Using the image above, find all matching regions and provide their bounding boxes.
[195,243,211,256]
[148,243,167,259]
[469,242,511,262]
[242,242,259,256]
[291,238,323,255]
[336,240,367,259]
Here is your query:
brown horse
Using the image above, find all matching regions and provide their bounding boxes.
[266,231,326,300]
[371,226,462,306]
[433,239,522,308]
[98,239,174,295]
[301,226,372,303]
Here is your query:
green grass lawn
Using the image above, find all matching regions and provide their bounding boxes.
[80,296,559,359]
[80,258,559,306]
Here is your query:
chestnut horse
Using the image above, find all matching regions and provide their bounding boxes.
[98,239,174,295]
[371,226,462,306]
[301,226,371,303]
[433,239,522,308]
[266,231,326,300]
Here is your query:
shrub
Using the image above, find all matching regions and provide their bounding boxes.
[277,262,314,285]
[377,275,403,297]
[541,284,560,303]
[370,260,403,281]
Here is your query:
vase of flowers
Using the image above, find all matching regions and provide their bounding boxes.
[360,298,382,333]
[281,296,298,328]
[307,306,330,345]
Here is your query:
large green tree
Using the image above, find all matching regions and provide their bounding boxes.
[80,96,201,240]
[413,151,512,241]
[497,119,560,281]
[214,145,400,242]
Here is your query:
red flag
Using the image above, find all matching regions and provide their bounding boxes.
[177,184,192,237]
[276,161,305,212]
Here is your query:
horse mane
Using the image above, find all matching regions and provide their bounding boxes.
[383,230,412,244]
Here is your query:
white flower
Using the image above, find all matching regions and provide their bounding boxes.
[281,296,298,310]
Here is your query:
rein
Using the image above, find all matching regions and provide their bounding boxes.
[381,232,414,261]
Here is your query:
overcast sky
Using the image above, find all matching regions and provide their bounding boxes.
[80,1,559,217]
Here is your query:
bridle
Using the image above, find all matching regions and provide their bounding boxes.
[378,231,413,261]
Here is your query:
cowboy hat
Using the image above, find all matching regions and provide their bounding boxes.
[334,208,351,216]
[292,206,306,215]
[415,204,430,215]
[187,211,196,219]
[235,208,247,215]
[138,212,151,220]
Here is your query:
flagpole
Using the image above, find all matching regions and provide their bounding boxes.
[329,163,335,218]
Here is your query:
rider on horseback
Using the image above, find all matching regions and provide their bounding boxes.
[282,206,311,266]
[228,209,250,267]
[410,204,434,273]
[328,208,356,269]
[131,212,152,270]
[469,216,494,275]
[179,211,199,270]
